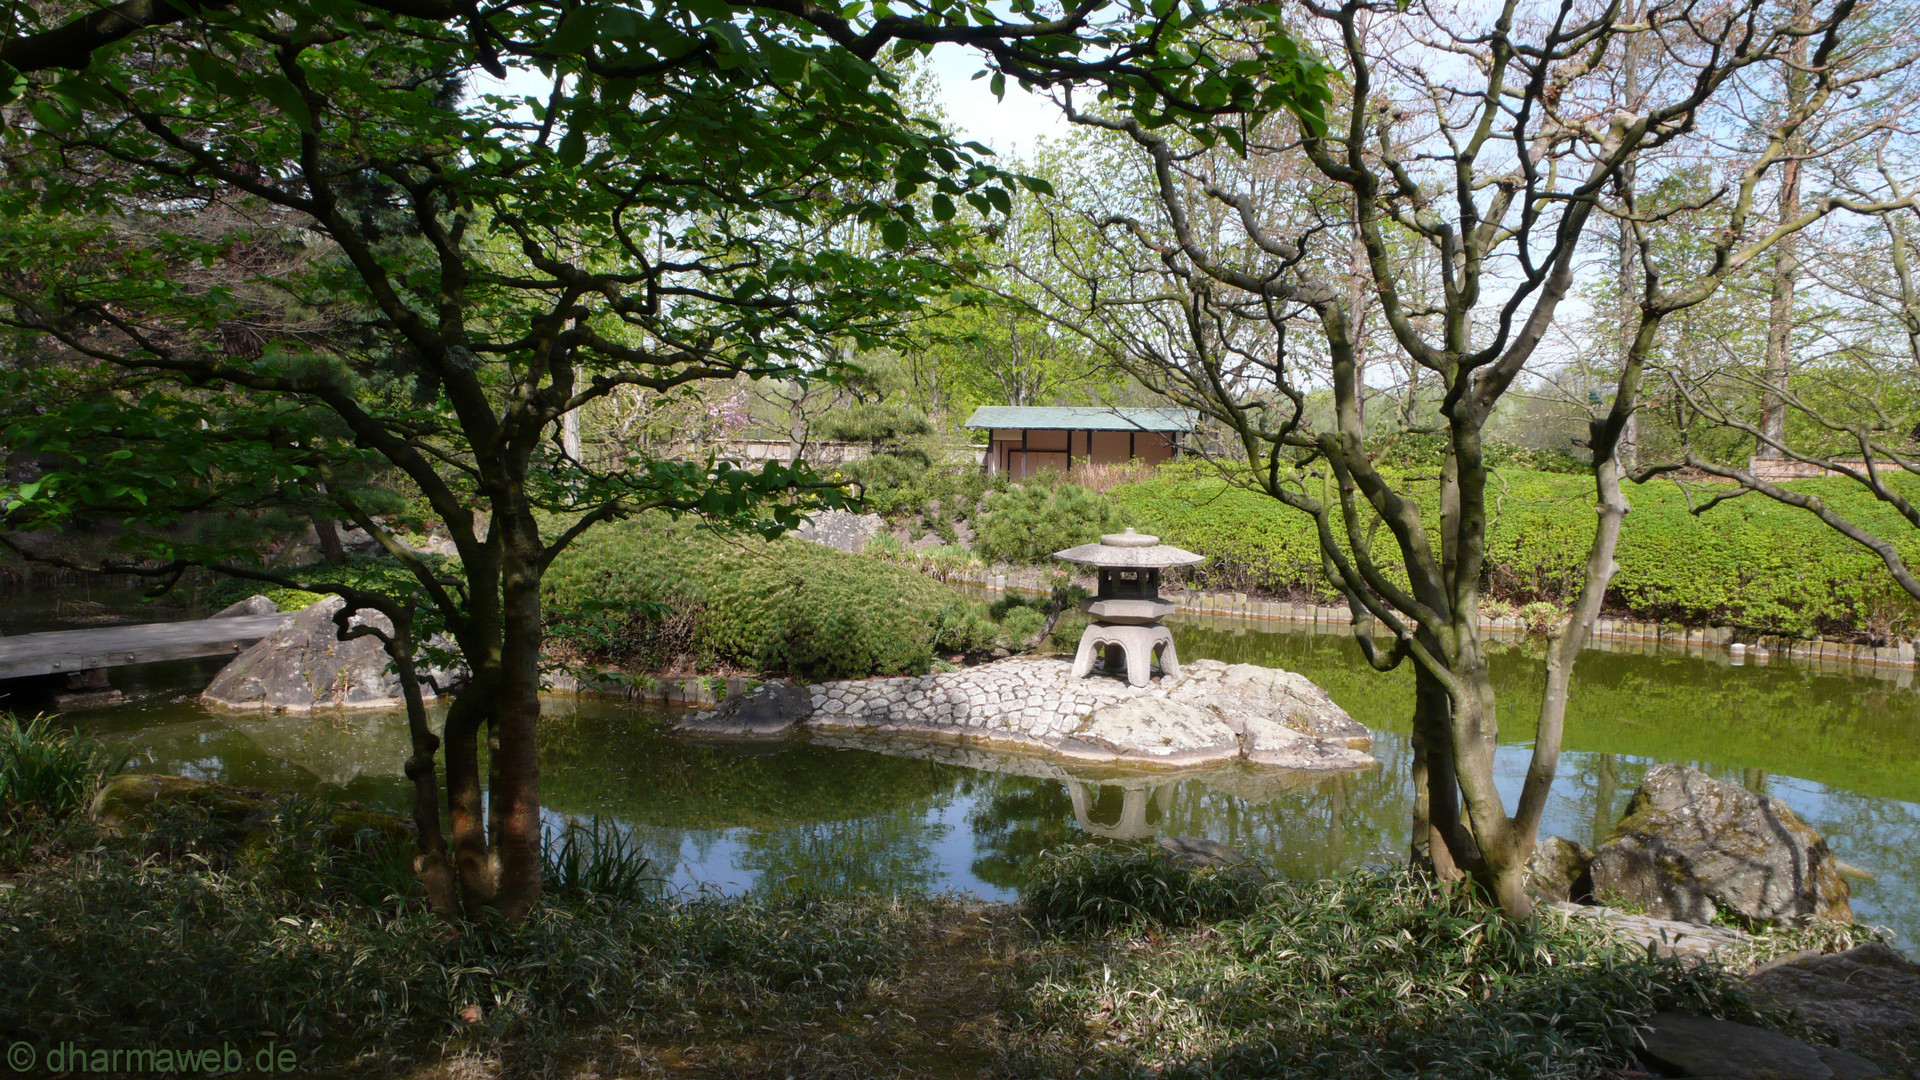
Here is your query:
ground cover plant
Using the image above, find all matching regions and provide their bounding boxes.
[0,719,1887,1078]
[1115,465,1920,641]
[1005,843,1856,1080]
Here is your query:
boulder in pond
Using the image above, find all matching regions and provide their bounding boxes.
[1589,764,1852,926]
[677,679,812,735]
[203,596,460,712]
[1527,835,1594,903]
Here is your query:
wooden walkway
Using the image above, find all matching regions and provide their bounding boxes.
[0,614,290,680]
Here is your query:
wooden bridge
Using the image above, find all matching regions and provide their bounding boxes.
[0,613,290,680]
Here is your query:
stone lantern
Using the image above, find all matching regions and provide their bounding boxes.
[1053,528,1204,687]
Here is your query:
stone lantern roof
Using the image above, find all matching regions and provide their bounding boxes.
[1053,528,1205,570]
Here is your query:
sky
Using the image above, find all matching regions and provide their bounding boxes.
[923,43,1073,159]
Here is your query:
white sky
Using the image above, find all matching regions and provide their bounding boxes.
[924,43,1073,159]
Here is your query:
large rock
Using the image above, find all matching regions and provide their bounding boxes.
[211,594,281,618]
[1238,716,1378,770]
[1067,698,1241,765]
[1635,1012,1855,1079]
[797,509,886,553]
[1527,835,1595,903]
[203,596,456,712]
[677,679,812,735]
[1749,943,1920,1071]
[1168,661,1373,748]
[1589,764,1852,926]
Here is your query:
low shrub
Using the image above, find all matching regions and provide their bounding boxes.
[975,481,1127,564]
[0,844,924,1073]
[545,515,993,678]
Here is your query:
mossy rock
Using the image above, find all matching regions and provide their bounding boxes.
[90,774,410,853]
[89,774,277,839]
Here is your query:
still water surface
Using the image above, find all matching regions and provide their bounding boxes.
[14,603,1919,947]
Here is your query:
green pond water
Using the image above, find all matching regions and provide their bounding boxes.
[6,597,1917,947]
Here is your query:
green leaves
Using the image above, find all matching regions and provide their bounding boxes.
[256,74,315,132]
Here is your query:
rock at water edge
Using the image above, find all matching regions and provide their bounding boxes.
[679,680,813,735]
[1749,943,1919,1072]
[1240,717,1378,771]
[1166,660,1373,748]
[1589,764,1852,925]
[203,596,455,712]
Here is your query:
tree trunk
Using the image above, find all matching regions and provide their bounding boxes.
[393,645,458,916]
[1615,2,1642,470]
[488,515,548,920]
[314,516,347,562]
[1758,3,1810,459]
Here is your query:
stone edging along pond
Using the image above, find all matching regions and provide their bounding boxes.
[670,655,1380,773]
[934,568,1920,673]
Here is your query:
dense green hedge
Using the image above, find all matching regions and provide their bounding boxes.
[1114,466,1920,639]
[974,481,1127,564]
[544,515,993,679]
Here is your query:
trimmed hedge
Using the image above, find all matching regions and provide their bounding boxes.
[543,515,983,679]
[1113,466,1920,639]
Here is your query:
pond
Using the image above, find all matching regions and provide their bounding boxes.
[10,606,1919,948]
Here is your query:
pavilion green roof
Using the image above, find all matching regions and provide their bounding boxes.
[962,406,1198,432]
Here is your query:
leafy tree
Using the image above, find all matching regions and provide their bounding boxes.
[0,0,1329,919]
[1019,0,1908,915]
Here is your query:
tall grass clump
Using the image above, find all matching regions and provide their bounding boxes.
[543,816,658,901]
[1012,867,1765,1080]
[0,714,126,821]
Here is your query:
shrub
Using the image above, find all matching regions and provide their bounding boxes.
[544,515,975,678]
[1114,467,1920,638]
[975,482,1126,564]
[0,714,126,821]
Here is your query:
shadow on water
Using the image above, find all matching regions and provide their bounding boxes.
[15,601,1920,946]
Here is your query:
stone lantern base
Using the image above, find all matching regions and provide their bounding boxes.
[1071,623,1181,688]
